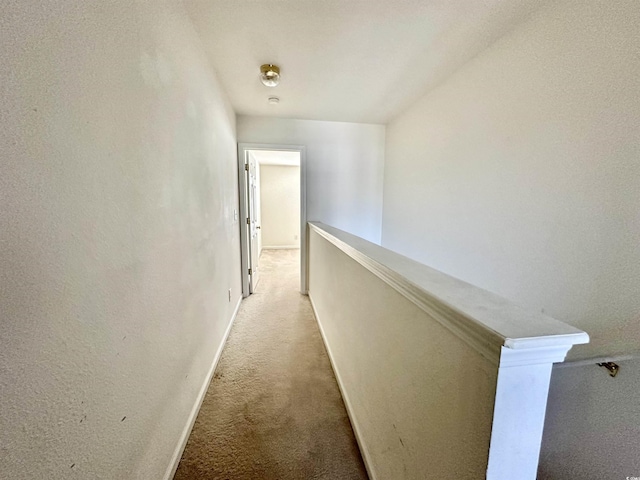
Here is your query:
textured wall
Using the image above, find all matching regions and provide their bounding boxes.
[0,1,241,478]
[540,358,640,479]
[237,116,386,244]
[382,0,640,361]
[260,165,301,248]
[381,0,640,476]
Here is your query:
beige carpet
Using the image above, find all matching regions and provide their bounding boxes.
[174,249,368,480]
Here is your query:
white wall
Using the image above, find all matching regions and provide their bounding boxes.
[0,2,241,479]
[237,116,385,244]
[260,165,301,248]
[539,356,640,479]
[381,0,640,477]
[383,0,640,361]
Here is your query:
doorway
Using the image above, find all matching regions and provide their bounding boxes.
[237,143,307,297]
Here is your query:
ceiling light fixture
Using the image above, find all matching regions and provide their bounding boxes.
[260,64,280,87]
[268,96,280,104]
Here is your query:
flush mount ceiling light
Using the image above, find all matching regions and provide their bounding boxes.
[260,64,280,87]
[268,96,280,104]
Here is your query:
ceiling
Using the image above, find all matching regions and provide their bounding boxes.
[184,0,544,124]
[250,150,300,166]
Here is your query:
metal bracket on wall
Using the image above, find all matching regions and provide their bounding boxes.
[597,362,619,377]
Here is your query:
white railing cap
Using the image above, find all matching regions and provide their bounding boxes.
[309,222,589,362]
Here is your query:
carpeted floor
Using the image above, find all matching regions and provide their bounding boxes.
[174,249,368,480]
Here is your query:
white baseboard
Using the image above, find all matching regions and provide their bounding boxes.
[308,293,377,480]
[163,296,243,480]
[262,245,299,250]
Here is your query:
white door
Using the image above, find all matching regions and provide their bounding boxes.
[247,153,260,292]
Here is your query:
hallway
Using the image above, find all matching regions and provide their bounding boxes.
[174,249,368,479]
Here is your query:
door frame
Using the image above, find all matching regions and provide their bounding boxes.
[237,143,308,297]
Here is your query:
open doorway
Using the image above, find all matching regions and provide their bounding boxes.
[237,143,306,297]
[256,152,301,252]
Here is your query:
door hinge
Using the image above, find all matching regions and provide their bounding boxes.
[248,268,252,275]
[247,217,251,225]
[244,163,249,171]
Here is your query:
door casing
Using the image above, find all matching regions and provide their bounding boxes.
[237,143,307,297]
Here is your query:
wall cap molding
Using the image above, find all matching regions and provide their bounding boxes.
[309,222,589,365]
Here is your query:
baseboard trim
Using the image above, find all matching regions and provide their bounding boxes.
[262,245,300,250]
[308,292,377,480]
[163,296,243,480]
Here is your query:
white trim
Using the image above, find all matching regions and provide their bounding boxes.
[309,222,588,365]
[237,143,308,295]
[237,145,250,298]
[262,245,300,250]
[308,293,377,480]
[486,359,555,479]
[163,296,242,480]
[498,345,572,368]
[300,147,308,294]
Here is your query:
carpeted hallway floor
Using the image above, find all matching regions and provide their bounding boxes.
[174,249,368,480]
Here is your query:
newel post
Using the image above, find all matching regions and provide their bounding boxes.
[486,344,578,479]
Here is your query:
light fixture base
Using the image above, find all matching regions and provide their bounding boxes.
[260,64,280,87]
